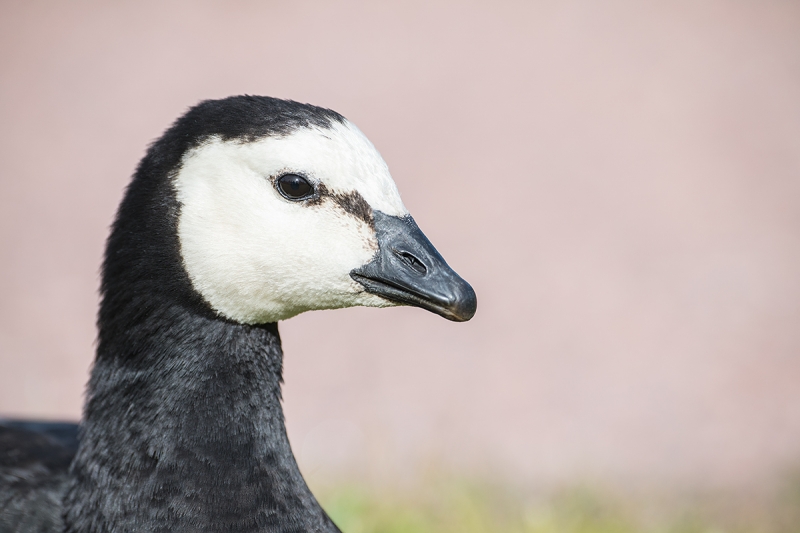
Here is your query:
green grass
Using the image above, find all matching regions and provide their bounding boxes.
[315,477,800,533]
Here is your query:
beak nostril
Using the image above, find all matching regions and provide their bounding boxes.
[395,250,427,275]
[352,212,476,321]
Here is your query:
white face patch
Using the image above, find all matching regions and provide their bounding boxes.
[174,120,409,324]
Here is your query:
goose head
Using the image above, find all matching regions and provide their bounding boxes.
[169,96,476,325]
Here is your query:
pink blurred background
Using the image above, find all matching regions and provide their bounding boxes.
[1,0,799,493]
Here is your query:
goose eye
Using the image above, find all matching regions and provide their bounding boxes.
[276,174,314,200]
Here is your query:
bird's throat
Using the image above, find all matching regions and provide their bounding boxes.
[64,308,339,533]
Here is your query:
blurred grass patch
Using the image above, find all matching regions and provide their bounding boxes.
[315,475,800,533]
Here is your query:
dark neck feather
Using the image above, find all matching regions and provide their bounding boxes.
[66,308,338,532]
[64,135,339,532]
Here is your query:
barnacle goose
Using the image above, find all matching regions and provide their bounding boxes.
[0,96,476,533]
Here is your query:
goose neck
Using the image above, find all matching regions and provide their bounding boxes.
[65,310,339,532]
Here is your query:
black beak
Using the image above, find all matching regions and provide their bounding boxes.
[350,211,477,322]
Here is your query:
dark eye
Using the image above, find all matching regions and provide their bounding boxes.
[276,174,314,200]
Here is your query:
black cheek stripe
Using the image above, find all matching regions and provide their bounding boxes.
[314,183,374,228]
